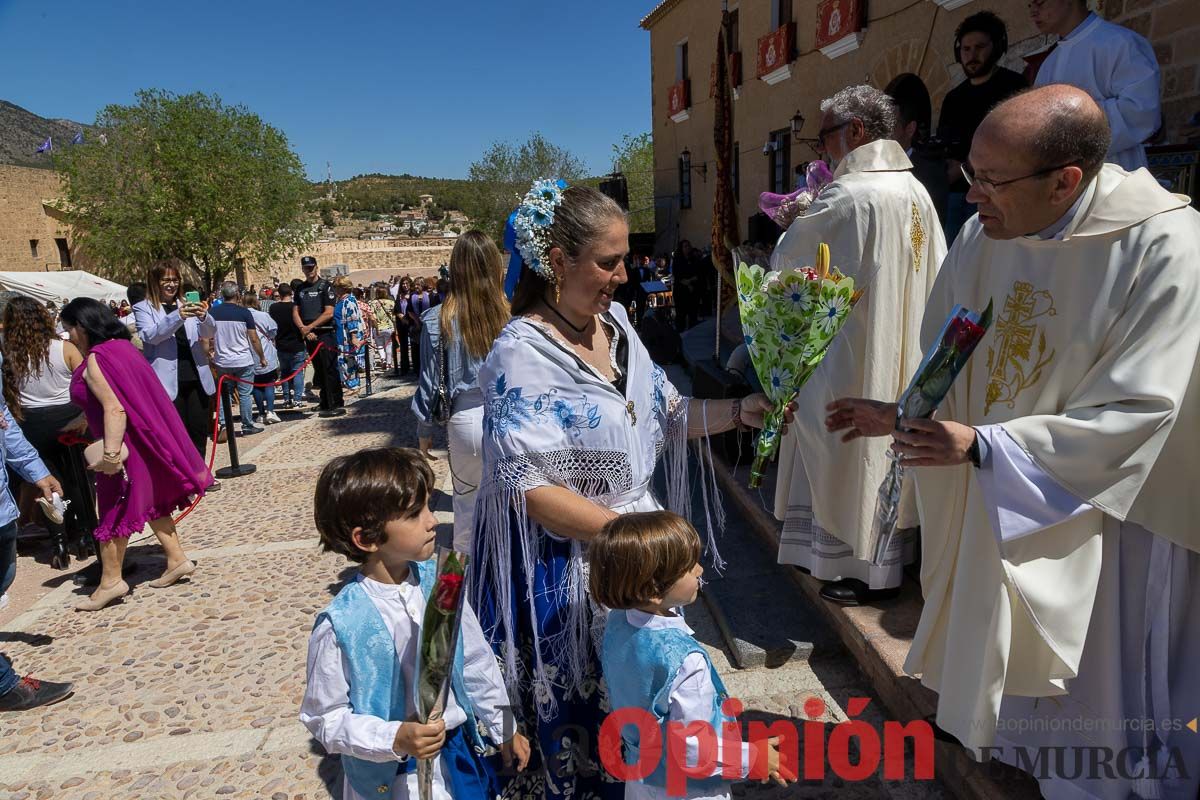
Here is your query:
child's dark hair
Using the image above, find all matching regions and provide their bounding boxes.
[589,511,700,609]
[313,447,434,563]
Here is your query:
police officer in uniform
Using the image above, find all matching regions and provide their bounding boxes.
[292,256,345,418]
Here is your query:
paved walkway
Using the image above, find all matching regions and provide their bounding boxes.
[0,377,947,799]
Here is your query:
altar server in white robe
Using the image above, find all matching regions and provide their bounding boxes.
[1032,0,1160,171]
[826,85,1200,800]
[772,85,946,606]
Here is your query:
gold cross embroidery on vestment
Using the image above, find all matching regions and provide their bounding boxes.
[985,281,1057,414]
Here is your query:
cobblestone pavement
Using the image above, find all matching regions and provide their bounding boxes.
[0,375,946,799]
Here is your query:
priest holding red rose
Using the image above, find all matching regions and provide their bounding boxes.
[826,85,1200,800]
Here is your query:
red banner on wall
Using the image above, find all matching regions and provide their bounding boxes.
[815,0,865,50]
[756,22,795,78]
[668,79,690,117]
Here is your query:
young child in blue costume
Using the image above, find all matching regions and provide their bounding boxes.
[301,447,530,799]
[593,511,794,799]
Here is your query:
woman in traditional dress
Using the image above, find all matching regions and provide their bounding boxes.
[61,299,211,611]
[472,182,785,799]
[331,276,365,392]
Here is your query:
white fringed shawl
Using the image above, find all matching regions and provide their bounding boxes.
[472,304,715,720]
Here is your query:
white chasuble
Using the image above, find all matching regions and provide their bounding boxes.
[906,164,1200,753]
[772,140,946,584]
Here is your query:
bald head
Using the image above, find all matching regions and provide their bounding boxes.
[980,84,1111,181]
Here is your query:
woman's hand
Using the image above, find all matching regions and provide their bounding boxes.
[88,455,124,476]
[739,393,796,434]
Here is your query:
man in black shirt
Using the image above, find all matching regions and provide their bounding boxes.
[269,283,307,411]
[936,11,1027,243]
[293,256,345,417]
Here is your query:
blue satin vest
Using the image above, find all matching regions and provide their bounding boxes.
[601,610,734,793]
[315,560,482,798]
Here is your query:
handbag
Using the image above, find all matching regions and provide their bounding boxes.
[84,440,129,472]
[429,333,450,425]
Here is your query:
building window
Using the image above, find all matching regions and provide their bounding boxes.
[732,141,740,200]
[29,239,39,258]
[729,8,739,53]
[771,0,793,30]
[679,151,693,210]
[676,40,689,82]
[769,129,791,194]
[55,238,72,268]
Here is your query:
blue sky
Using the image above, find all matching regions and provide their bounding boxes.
[0,0,655,180]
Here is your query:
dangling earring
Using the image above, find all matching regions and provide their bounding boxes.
[551,272,561,305]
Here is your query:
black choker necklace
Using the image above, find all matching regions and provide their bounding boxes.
[544,301,589,334]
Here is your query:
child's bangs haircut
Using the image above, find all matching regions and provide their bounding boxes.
[314,447,435,563]
[589,511,701,609]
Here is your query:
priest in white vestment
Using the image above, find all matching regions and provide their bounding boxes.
[771,85,946,606]
[826,85,1200,800]
[1031,0,1160,171]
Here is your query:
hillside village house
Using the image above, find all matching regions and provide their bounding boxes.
[641,0,1200,250]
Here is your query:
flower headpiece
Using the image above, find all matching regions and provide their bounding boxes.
[503,178,568,300]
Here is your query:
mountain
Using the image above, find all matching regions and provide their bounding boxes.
[0,100,90,168]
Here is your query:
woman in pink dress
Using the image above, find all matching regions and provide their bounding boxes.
[60,299,211,611]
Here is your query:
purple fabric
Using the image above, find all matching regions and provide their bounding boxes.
[70,339,211,542]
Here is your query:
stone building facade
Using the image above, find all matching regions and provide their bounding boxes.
[0,164,81,272]
[642,0,1200,249]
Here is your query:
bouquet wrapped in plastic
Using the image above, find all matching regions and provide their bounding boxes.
[869,301,993,564]
[415,547,469,800]
[757,161,834,230]
[737,242,863,488]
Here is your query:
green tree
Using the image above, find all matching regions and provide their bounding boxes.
[611,132,654,234]
[54,89,314,291]
[465,133,588,242]
[318,200,337,228]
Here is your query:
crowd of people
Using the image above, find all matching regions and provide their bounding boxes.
[3,3,1197,798]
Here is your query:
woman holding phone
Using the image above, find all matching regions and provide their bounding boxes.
[132,261,217,462]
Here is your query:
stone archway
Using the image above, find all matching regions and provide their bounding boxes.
[869,40,953,113]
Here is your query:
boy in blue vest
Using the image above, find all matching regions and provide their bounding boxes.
[592,511,794,799]
[300,447,530,799]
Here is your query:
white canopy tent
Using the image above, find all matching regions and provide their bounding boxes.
[0,270,127,305]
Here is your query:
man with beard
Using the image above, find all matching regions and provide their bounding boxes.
[936,11,1027,243]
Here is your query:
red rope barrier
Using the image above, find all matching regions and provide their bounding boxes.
[171,339,368,524]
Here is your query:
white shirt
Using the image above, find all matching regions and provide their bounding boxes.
[249,309,279,375]
[300,572,510,800]
[17,339,73,409]
[1035,13,1160,171]
[622,609,752,800]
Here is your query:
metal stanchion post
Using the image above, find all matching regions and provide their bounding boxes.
[363,344,373,397]
[215,379,256,479]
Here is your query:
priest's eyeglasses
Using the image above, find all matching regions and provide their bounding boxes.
[815,121,852,149]
[961,162,1077,193]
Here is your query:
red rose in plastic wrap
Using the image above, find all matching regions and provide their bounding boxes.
[433,572,464,612]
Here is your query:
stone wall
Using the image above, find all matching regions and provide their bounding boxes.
[257,237,456,284]
[0,164,79,272]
